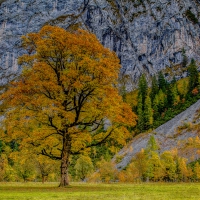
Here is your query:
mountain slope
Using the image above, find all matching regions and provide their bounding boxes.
[0,0,200,86]
[114,99,200,170]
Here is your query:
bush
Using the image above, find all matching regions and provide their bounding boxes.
[96,159,118,183]
[185,10,198,24]
[178,122,192,131]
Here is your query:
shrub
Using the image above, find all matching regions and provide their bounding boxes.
[178,122,192,131]
[185,10,198,24]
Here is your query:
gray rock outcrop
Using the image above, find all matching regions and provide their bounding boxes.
[114,99,200,170]
[1,0,200,87]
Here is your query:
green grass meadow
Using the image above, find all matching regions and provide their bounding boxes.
[0,182,200,200]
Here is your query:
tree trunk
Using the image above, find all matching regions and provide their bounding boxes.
[42,176,45,184]
[42,174,48,184]
[59,134,71,187]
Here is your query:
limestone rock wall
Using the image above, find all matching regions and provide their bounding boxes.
[1,0,200,87]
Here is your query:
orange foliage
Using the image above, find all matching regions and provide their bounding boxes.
[192,87,199,95]
[1,25,137,186]
[118,171,127,182]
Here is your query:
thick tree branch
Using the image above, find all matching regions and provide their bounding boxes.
[40,148,61,160]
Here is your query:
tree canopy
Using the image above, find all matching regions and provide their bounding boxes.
[1,25,137,186]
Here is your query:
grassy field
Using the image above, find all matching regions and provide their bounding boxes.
[0,182,200,200]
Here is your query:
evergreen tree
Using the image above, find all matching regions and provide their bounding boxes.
[137,74,148,132]
[138,74,148,105]
[158,71,167,92]
[171,76,176,85]
[157,89,166,113]
[144,95,153,129]
[168,82,179,107]
[137,94,145,132]
[182,48,188,68]
[150,75,159,103]
[146,135,159,153]
[145,136,161,181]
[153,94,160,119]
[188,59,199,92]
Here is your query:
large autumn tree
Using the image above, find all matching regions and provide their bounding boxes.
[1,25,137,186]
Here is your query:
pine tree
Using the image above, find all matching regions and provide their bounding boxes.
[157,89,166,113]
[171,76,176,85]
[145,136,161,181]
[188,59,199,92]
[138,74,148,105]
[153,94,160,119]
[137,74,148,132]
[182,48,188,68]
[158,71,167,92]
[146,135,159,153]
[168,82,179,106]
[144,95,153,129]
[150,75,159,103]
[137,94,145,132]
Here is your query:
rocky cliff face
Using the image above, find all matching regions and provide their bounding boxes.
[1,0,200,87]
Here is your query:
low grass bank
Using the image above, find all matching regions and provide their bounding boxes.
[0,182,200,200]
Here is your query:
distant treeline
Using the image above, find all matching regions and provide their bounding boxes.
[130,58,200,134]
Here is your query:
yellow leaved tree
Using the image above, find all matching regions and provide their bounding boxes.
[1,25,137,187]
